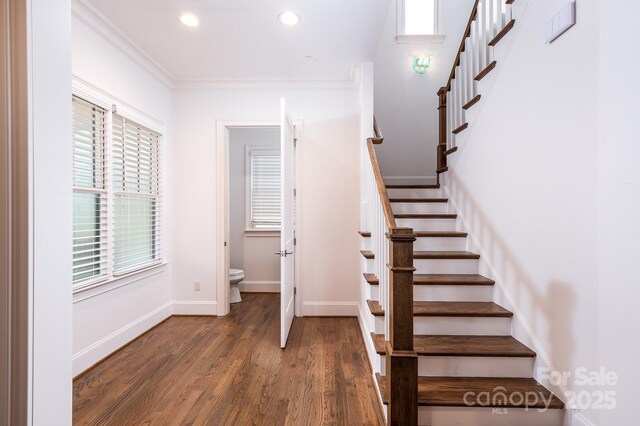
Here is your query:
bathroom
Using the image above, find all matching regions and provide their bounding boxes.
[228,127,282,302]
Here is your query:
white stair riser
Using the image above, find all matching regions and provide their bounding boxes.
[414,259,479,274]
[378,356,534,378]
[418,406,564,426]
[364,258,374,272]
[360,238,371,251]
[414,317,511,335]
[391,202,449,215]
[387,188,443,198]
[414,285,493,302]
[396,218,457,231]
[375,316,385,334]
[370,285,379,300]
[414,237,467,251]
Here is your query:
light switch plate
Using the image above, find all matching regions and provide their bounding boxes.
[546,1,576,44]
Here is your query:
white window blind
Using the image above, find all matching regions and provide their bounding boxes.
[249,149,281,230]
[112,114,162,273]
[72,96,108,286]
[404,0,437,35]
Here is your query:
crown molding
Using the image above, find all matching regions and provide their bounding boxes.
[71,0,174,88]
[172,73,361,91]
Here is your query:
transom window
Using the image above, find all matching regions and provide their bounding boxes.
[397,0,443,42]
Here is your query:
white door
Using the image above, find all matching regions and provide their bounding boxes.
[280,99,296,348]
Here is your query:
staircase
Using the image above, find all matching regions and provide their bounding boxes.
[359,1,566,424]
[360,182,564,425]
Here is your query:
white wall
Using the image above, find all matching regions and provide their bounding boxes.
[172,84,362,316]
[71,7,174,375]
[598,1,640,425]
[441,1,602,424]
[229,127,280,291]
[373,0,474,180]
[31,0,73,422]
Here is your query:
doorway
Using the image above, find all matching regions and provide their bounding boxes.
[215,106,298,347]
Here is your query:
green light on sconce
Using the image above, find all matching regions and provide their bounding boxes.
[413,56,431,74]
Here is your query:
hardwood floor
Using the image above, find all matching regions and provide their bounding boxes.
[73,293,384,425]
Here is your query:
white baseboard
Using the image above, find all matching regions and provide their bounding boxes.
[172,300,218,316]
[302,301,359,316]
[239,281,280,293]
[72,301,172,376]
[570,411,595,426]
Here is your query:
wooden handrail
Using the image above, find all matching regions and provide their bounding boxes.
[367,138,396,230]
[445,0,480,92]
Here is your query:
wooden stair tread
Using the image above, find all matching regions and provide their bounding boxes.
[368,301,512,317]
[463,94,481,110]
[413,274,495,286]
[443,146,458,156]
[489,19,516,47]
[370,334,535,357]
[363,273,379,285]
[385,184,440,189]
[358,231,371,238]
[437,166,449,174]
[415,231,467,238]
[452,123,468,134]
[475,61,497,81]
[395,214,457,219]
[360,250,374,260]
[376,374,564,408]
[414,251,480,260]
[367,300,384,316]
[389,198,448,203]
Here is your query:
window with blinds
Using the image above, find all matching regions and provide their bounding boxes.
[249,149,281,230]
[72,96,107,286]
[112,114,162,273]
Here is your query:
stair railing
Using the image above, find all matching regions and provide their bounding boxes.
[365,119,418,425]
[438,0,515,172]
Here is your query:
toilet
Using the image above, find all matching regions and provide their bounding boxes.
[229,268,245,303]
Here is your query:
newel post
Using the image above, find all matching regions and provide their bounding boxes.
[437,87,447,178]
[386,227,418,426]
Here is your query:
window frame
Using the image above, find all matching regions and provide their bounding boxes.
[71,77,166,294]
[245,146,282,233]
[396,0,446,44]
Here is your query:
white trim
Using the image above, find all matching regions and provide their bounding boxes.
[396,34,446,44]
[570,412,596,426]
[172,301,218,316]
[173,78,359,91]
[72,263,168,303]
[244,230,281,237]
[71,0,174,88]
[72,301,172,376]
[357,305,386,420]
[301,301,359,317]
[72,75,165,134]
[239,281,281,293]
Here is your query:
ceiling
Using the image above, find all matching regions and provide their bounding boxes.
[83,0,391,82]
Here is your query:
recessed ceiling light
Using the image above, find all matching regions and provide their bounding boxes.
[179,13,200,28]
[278,11,301,26]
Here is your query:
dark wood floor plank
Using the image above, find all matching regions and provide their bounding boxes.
[73,293,384,425]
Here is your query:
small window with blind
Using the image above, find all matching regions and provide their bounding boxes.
[72,96,108,286]
[247,148,281,231]
[112,115,162,274]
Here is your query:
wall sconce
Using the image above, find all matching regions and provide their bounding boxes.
[412,56,431,74]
